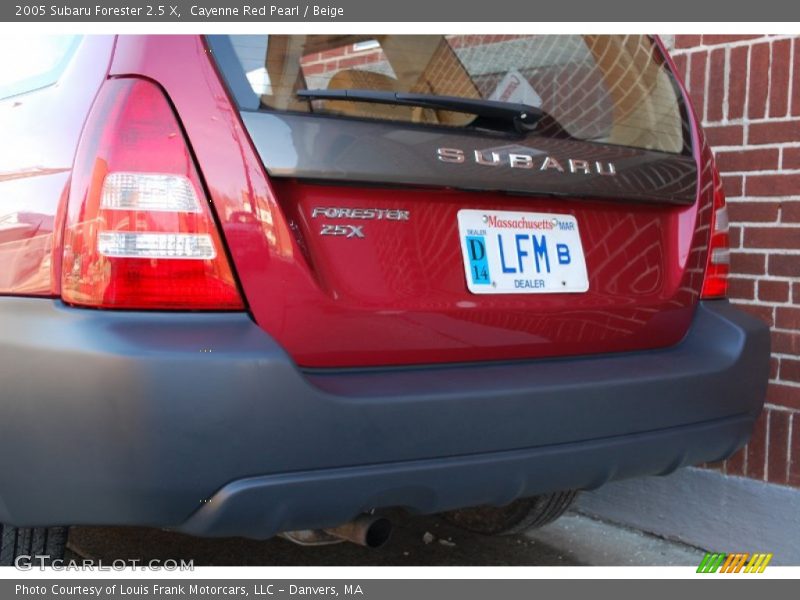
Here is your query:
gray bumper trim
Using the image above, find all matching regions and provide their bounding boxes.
[179,414,754,539]
[0,298,768,533]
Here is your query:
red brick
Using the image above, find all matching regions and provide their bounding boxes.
[730,251,766,275]
[749,120,800,144]
[770,356,780,380]
[300,63,324,75]
[722,175,744,198]
[773,330,800,355]
[769,40,792,118]
[783,201,800,222]
[736,301,774,326]
[758,280,790,302]
[767,409,791,484]
[716,149,779,172]
[726,447,746,476]
[705,124,744,147]
[729,46,748,120]
[776,307,800,329]
[688,51,707,115]
[781,359,800,383]
[745,410,768,479]
[672,54,687,80]
[748,43,770,119]
[336,55,369,69]
[728,277,755,299]
[728,200,780,222]
[768,254,800,277]
[793,39,800,117]
[767,384,800,410]
[746,174,800,197]
[318,48,343,61]
[701,35,762,45]
[767,254,800,280]
[743,226,800,248]
[706,48,726,122]
[784,149,800,171]
[675,35,702,49]
[790,414,800,486]
[729,225,742,248]
[795,282,800,301]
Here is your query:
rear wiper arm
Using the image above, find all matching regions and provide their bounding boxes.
[297,89,544,132]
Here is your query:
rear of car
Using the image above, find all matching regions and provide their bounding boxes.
[0,35,768,549]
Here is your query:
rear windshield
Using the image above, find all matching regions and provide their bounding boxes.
[212,35,690,155]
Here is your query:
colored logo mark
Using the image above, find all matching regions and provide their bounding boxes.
[697,552,773,573]
[465,235,490,285]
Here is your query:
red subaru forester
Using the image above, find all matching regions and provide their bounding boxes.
[0,34,769,560]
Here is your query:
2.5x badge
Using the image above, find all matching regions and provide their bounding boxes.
[312,206,410,239]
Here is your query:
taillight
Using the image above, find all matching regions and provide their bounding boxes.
[61,78,243,310]
[700,166,729,299]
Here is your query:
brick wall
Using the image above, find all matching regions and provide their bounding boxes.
[669,35,800,487]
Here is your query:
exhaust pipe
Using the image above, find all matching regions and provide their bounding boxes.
[280,515,393,548]
[324,515,393,548]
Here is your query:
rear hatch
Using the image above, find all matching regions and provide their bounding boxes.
[208,34,711,368]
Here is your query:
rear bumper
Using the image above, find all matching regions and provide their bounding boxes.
[0,299,768,537]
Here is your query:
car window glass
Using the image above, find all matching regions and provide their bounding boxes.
[222,34,688,154]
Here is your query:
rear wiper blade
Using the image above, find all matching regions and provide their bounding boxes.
[297,89,544,131]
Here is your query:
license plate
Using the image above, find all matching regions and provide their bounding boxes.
[457,209,589,294]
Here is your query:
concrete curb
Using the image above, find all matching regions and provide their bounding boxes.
[576,467,800,565]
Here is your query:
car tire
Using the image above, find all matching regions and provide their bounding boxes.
[440,491,578,536]
[0,524,68,566]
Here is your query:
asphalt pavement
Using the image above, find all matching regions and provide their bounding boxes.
[67,512,705,567]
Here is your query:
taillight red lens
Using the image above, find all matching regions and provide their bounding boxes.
[701,166,729,299]
[61,78,243,310]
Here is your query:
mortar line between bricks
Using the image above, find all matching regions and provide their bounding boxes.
[707,117,800,124]
[715,168,800,176]
[764,403,800,412]
[714,145,800,153]
[728,222,791,228]
[726,144,790,157]
[789,36,797,116]
[728,274,800,281]
[726,222,800,228]
[767,41,774,124]
[766,378,800,388]
[726,248,799,254]
[770,353,800,362]
[727,196,800,201]
[723,45,731,121]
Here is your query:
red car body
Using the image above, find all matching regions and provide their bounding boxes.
[3,35,714,367]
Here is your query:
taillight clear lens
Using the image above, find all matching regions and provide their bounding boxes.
[100,173,202,213]
[701,166,729,299]
[61,78,243,310]
[97,232,216,260]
